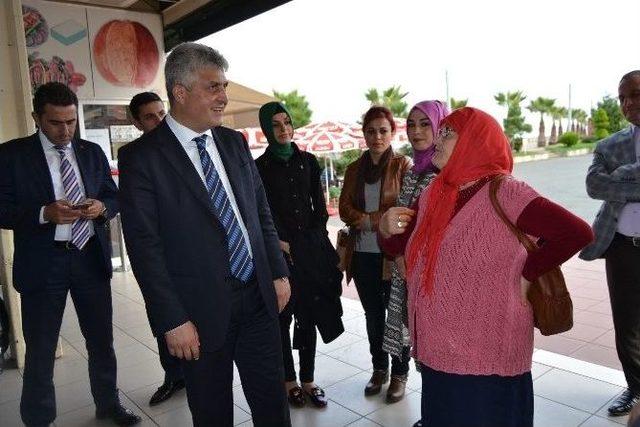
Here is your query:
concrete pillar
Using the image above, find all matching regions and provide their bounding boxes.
[0,0,36,369]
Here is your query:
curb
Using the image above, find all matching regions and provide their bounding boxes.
[514,146,595,163]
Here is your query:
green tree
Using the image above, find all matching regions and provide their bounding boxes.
[333,149,363,177]
[592,108,610,140]
[450,97,468,110]
[558,131,580,147]
[527,97,556,147]
[365,86,409,118]
[596,96,628,133]
[273,89,312,128]
[495,91,532,151]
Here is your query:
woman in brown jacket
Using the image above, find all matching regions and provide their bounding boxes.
[339,106,412,402]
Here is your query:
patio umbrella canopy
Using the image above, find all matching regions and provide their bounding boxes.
[295,121,361,154]
[347,117,409,149]
[239,117,410,159]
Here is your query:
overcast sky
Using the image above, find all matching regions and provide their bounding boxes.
[201,0,639,132]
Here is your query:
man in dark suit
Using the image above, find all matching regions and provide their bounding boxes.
[128,91,185,406]
[118,43,291,427]
[129,91,166,135]
[0,82,140,426]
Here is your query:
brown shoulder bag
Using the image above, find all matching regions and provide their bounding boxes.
[489,176,573,336]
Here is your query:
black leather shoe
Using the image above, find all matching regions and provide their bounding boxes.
[608,388,640,416]
[149,379,186,406]
[287,386,306,407]
[304,386,328,408]
[364,369,389,396]
[96,403,142,426]
[412,421,423,427]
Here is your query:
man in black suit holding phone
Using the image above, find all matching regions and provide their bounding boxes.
[0,82,140,426]
[118,43,291,426]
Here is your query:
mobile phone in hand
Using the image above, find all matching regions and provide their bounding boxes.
[71,201,92,210]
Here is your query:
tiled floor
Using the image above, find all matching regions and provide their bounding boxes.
[0,226,631,426]
[0,269,632,427]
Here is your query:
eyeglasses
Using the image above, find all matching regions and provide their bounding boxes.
[438,126,456,139]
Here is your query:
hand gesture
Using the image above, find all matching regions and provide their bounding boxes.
[274,277,291,313]
[43,200,82,224]
[78,199,105,220]
[165,321,200,361]
[379,207,416,239]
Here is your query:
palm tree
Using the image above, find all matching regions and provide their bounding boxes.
[495,91,526,109]
[494,91,531,146]
[572,109,588,135]
[527,97,556,147]
[450,97,468,110]
[365,86,409,118]
[549,106,567,144]
[556,106,567,137]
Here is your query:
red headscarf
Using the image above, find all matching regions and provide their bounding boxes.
[405,107,514,294]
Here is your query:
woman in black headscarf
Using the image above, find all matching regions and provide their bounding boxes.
[255,102,344,409]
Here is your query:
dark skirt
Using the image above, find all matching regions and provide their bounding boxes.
[421,364,533,427]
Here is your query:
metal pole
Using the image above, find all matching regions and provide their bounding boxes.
[568,84,572,132]
[329,156,334,182]
[445,70,450,109]
[324,157,330,203]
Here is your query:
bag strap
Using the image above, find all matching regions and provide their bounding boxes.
[488,176,537,253]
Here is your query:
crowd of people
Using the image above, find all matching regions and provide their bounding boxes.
[0,41,639,427]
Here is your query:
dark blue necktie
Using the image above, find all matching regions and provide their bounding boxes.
[194,135,254,282]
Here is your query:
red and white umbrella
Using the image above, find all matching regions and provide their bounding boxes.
[295,121,362,154]
[347,117,409,149]
[237,127,268,149]
[297,130,360,153]
[240,117,409,160]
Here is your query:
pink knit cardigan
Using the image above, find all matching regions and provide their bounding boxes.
[407,176,539,376]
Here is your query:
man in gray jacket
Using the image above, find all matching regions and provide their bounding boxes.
[581,70,640,416]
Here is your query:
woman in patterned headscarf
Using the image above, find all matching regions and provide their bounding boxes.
[381,100,448,407]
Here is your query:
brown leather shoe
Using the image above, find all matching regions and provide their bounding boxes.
[365,369,389,396]
[386,374,408,403]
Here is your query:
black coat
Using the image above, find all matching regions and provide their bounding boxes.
[255,144,344,345]
[118,120,288,351]
[0,133,118,292]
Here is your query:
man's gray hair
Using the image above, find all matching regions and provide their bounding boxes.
[620,70,640,85]
[165,42,229,103]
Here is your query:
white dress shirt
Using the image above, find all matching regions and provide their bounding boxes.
[38,131,95,241]
[165,113,253,257]
[617,125,640,237]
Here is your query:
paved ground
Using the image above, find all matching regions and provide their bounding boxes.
[0,154,631,426]
[0,273,630,427]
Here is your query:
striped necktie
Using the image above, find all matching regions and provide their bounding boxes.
[54,144,91,250]
[194,135,254,282]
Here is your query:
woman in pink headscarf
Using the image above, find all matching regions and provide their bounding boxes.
[381,100,449,405]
